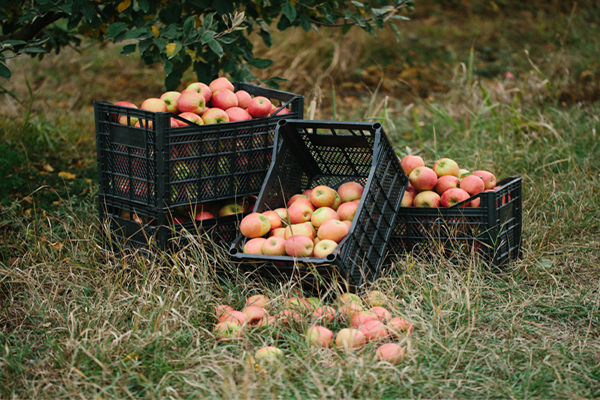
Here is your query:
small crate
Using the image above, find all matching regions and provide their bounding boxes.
[387,176,523,266]
[99,197,247,253]
[95,82,303,210]
[229,120,409,290]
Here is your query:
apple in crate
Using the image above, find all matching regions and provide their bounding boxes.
[413,190,441,207]
[317,219,349,243]
[432,157,460,177]
[262,210,283,231]
[194,210,214,221]
[288,202,314,224]
[285,235,314,257]
[211,89,238,110]
[247,96,272,118]
[177,91,205,114]
[235,90,252,108]
[186,82,212,104]
[202,108,229,124]
[159,91,181,113]
[310,185,337,208]
[178,112,204,126]
[240,213,271,238]
[434,175,460,195]
[218,202,244,216]
[460,174,485,195]
[311,207,339,228]
[472,170,497,189]
[440,188,471,207]
[337,201,358,221]
[209,77,235,92]
[400,155,425,176]
[114,101,139,126]
[244,237,267,254]
[284,223,315,240]
[313,239,338,258]
[409,166,438,192]
[141,98,168,113]
[270,106,291,116]
[401,191,414,207]
[261,236,287,256]
[337,181,364,203]
[226,107,252,122]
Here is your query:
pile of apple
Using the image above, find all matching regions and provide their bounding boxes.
[400,155,500,208]
[113,77,291,127]
[213,291,413,365]
[236,182,365,258]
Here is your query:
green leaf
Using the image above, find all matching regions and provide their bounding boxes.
[247,58,273,69]
[207,39,223,57]
[299,14,312,32]
[387,21,401,42]
[121,43,137,55]
[183,16,196,37]
[217,34,239,44]
[201,30,216,44]
[282,2,297,23]
[106,22,129,39]
[351,1,364,8]
[263,76,287,89]
[138,0,150,13]
[203,12,214,31]
[0,62,10,80]
[22,46,48,54]
[1,40,27,46]
[124,27,153,40]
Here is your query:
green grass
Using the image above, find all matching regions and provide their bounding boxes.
[1,3,600,398]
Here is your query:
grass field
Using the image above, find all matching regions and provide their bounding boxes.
[1,2,599,398]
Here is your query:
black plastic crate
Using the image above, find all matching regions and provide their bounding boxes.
[229,120,409,290]
[95,82,303,210]
[387,176,523,266]
[99,197,248,253]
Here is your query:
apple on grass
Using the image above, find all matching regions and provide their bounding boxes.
[364,290,386,307]
[235,90,252,108]
[317,219,349,243]
[305,326,334,347]
[261,236,287,256]
[432,158,460,178]
[242,305,267,325]
[215,304,235,319]
[376,343,405,364]
[337,303,363,320]
[213,321,243,341]
[310,185,337,208]
[400,155,425,176]
[350,311,379,328]
[177,91,205,114]
[312,239,338,258]
[312,306,336,323]
[409,166,438,192]
[337,181,364,203]
[370,306,392,322]
[159,91,181,113]
[440,188,471,207]
[246,294,269,308]
[311,207,339,228]
[335,328,366,351]
[413,191,441,207]
[247,96,273,118]
[243,237,267,255]
[387,317,414,337]
[240,213,271,238]
[285,235,314,257]
[359,319,389,341]
[202,108,229,124]
[209,77,235,92]
[217,310,247,325]
[254,346,283,362]
[340,293,363,306]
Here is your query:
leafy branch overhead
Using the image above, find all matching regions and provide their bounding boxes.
[0,0,413,89]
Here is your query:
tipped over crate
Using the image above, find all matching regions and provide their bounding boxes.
[387,176,523,266]
[229,120,409,290]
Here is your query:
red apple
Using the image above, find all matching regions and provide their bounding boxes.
[472,170,497,189]
[176,91,205,114]
[285,235,314,257]
[413,190,441,207]
[364,290,386,307]
[370,306,392,322]
[273,208,289,226]
[460,174,485,196]
[400,155,425,176]
[401,191,414,207]
[235,90,252,108]
[262,210,283,231]
[270,106,291,116]
[340,293,363,306]
[311,207,339,228]
[376,343,405,364]
[312,239,338,258]
[335,328,366,351]
[440,188,471,207]
[409,166,438,192]
[312,306,336,323]
[350,311,379,328]
[209,77,235,92]
[337,181,364,203]
[288,202,314,224]
[387,317,414,337]
[317,219,349,243]
[202,107,229,124]
[432,157,460,178]
[215,304,235,319]
[246,294,269,308]
[194,210,214,221]
[242,305,267,325]
[218,203,244,216]
[270,227,286,238]
[406,183,417,197]
[261,236,287,256]
[114,101,139,126]
[240,213,271,238]
[283,223,315,240]
[225,106,252,122]
[458,168,470,179]
[337,303,363,320]
[159,91,181,113]
[141,98,168,113]
[243,237,267,254]
[217,310,247,325]
[211,88,238,110]
[310,185,337,208]
[336,201,358,222]
[247,96,272,118]
[287,194,310,208]
[186,82,212,104]
[434,175,460,195]
[177,112,204,125]
[359,319,389,341]
[305,326,334,347]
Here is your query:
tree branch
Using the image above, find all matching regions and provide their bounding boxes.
[0,12,67,43]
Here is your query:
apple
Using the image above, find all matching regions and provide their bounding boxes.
[277,309,302,326]
[141,98,168,113]
[218,203,244,216]
[215,304,235,319]
[274,208,289,225]
[376,343,405,364]
[247,96,273,118]
[284,298,312,312]
[434,175,460,195]
[460,174,485,195]
[342,220,352,232]
[305,326,334,347]
[287,194,309,208]
[246,294,269,308]
[335,328,366,351]
[311,207,340,228]
[302,189,312,198]
[225,106,252,122]
[261,236,287,256]
[213,321,243,341]
[240,213,271,238]
[364,290,386,307]
[289,196,315,212]
[350,311,379,328]
[254,346,283,362]
[401,191,414,207]
[270,227,286,238]
[270,106,291,116]
[209,77,235,92]
[178,112,204,125]
[262,210,283,231]
[406,183,417,197]
[472,170,497,189]
[202,107,229,124]
[306,297,320,310]
[254,315,276,328]
[284,223,314,240]
[310,185,337,208]
[317,219,349,243]
[186,82,212,104]
[217,310,247,325]
[242,305,267,325]
[370,306,392,322]
[470,197,481,208]
[332,192,342,211]
[235,90,252,108]
[387,317,414,337]
[288,202,314,224]
[440,188,471,207]
[159,91,181,113]
[458,168,470,179]
[336,201,358,222]
[337,303,363,320]
[194,210,214,221]
[432,157,460,178]
[312,239,338,258]
[120,210,144,224]
[114,101,139,126]
[400,155,425,176]
[340,293,363,306]
[312,306,336,323]
[243,237,267,254]
[176,91,205,114]
[409,166,438,192]
[359,319,388,341]
[285,235,314,257]
[337,181,364,203]
[413,190,441,207]
[211,88,238,110]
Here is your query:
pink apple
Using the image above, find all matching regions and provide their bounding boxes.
[312,306,336,323]
[262,210,283,231]
[350,311,379,328]
[261,236,287,256]
[432,157,460,177]
[287,194,310,208]
[240,213,271,238]
[217,310,247,325]
[400,155,425,176]
[472,170,497,189]
[370,306,392,322]
[177,91,206,114]
[235,90,252,108]
[336,201,358,222]
[225,106,252,122]
[218,203,244,216]
[401,191,414,207]
[211,88,238,110]
[288,202,314,224]
[254,346,283,361]
[332,192,342,210]
[359,319,389,341]
[305,326,334,347]
[202,107,229,124]
[277,309,302,326]
[274,208,289,226]
[317,219,349,243]
[284,223,314,240]
[284,298,312,312]
[312,239,338,258]
[159,91,181,113]
[337,303,363,320]
[243,237,267,254]
[302,189,313,198]
[311,207,339,228]
[186,82,212,104]
[364,290,386,307]
[335,328,366,351]
[409,166,438,192]
[290,196,316,211]
[177,112,204,125]
[376,343,405,364]
[337,181,364,203]
[342,220,352,232]
[246,294,269,308]
[194,210,214,221]
[458,168,470,179]
[141,98,168,113]
[114,101,139,126]
[434,175,460,195]
[213,321,243,341]
[270,106,291,116]
[215,304,235,319]
[470,197,481,208]
[460,174,485,195]
[247,96,273,118]
[285,235,314,257]
[440,188,471,207]
[209,77,235,92]
[340,292,363,306]
[270,227,286,238]
[406,183,417,197]
[387,317,414,337]
[413,190,441,207]
[310,185,337,208]
[242,305,267,325]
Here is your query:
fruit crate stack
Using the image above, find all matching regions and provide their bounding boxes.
[229,120,409,291]
[96,82,304,252]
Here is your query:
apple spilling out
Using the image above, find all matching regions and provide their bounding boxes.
[400,155,501,208]
[112,76,292,128]
[237,182,365,258]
